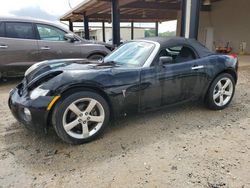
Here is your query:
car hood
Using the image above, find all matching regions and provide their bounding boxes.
[78,39,114,50]
[24,59,117,87]
[93,41,114,49]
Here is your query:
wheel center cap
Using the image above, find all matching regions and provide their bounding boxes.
[79,115,89,121]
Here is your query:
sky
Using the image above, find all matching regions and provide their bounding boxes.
[0,0,177,32]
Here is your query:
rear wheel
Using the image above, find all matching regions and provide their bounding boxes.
[53,91,110,144]
[206,73,235,110]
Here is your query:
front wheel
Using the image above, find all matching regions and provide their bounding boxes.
[88,54,105,61]
[52,91,110,144]
[206,73,235,110]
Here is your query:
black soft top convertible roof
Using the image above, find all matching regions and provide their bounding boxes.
[144,37,214,58]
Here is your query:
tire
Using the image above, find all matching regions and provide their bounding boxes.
[88,54,105,61]
[52,91,110,144]
[205,73,235,110]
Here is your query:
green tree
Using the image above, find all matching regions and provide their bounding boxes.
[145,30,176,37]
[145,29,156,37]
[159,31,176,37]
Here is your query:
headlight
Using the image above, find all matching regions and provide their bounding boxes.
[30,86,49,100]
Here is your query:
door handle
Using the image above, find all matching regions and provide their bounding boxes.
[192,65,204,70]
[0,44,8,49]
[40,46,51,50]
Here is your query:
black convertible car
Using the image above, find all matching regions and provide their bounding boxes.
[9,37,238,144]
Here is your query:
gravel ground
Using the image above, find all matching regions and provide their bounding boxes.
[0,67,250,188]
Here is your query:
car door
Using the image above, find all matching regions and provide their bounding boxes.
[139,66,162,111]
[139,61,196,110]
[140,45,206,110]
[161,45,210,105]
[0,22,39,71]
[159,60,197,105]
[35,24,82,61]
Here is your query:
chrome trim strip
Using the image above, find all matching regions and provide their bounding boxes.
[142,40,161,67]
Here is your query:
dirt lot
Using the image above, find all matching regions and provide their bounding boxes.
[0,67,250,188]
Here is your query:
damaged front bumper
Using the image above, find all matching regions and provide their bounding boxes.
[8,83,56,133]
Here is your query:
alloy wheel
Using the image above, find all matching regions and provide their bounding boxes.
[62,98,105,139]
[213,77,233,107]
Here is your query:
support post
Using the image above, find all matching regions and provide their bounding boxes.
[180,0,187,37]
[189,0,201,39]
[102,21,106,42]
[155,22,159,36]
[131,21,134,40]
[111,0,120,46]
[69,20,73,32]
[84,13,90,40]
[181,0,201,39]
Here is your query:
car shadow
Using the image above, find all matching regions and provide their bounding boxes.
[3,97,245,174]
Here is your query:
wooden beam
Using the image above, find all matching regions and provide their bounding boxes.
[85,0,137,16]
[90,12,177,20]
[121,1,181,10]
[61,0,218,21]
[118,0,138,6]
[73,17,175,22]
[85,2,111,16]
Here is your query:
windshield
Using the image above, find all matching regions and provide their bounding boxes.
[104,41,155,67]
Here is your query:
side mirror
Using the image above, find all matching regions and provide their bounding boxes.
[159,56,173,66]
[64,33,76,42]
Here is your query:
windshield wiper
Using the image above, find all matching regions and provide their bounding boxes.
[100,60,121,66]
[102,60,117,65]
